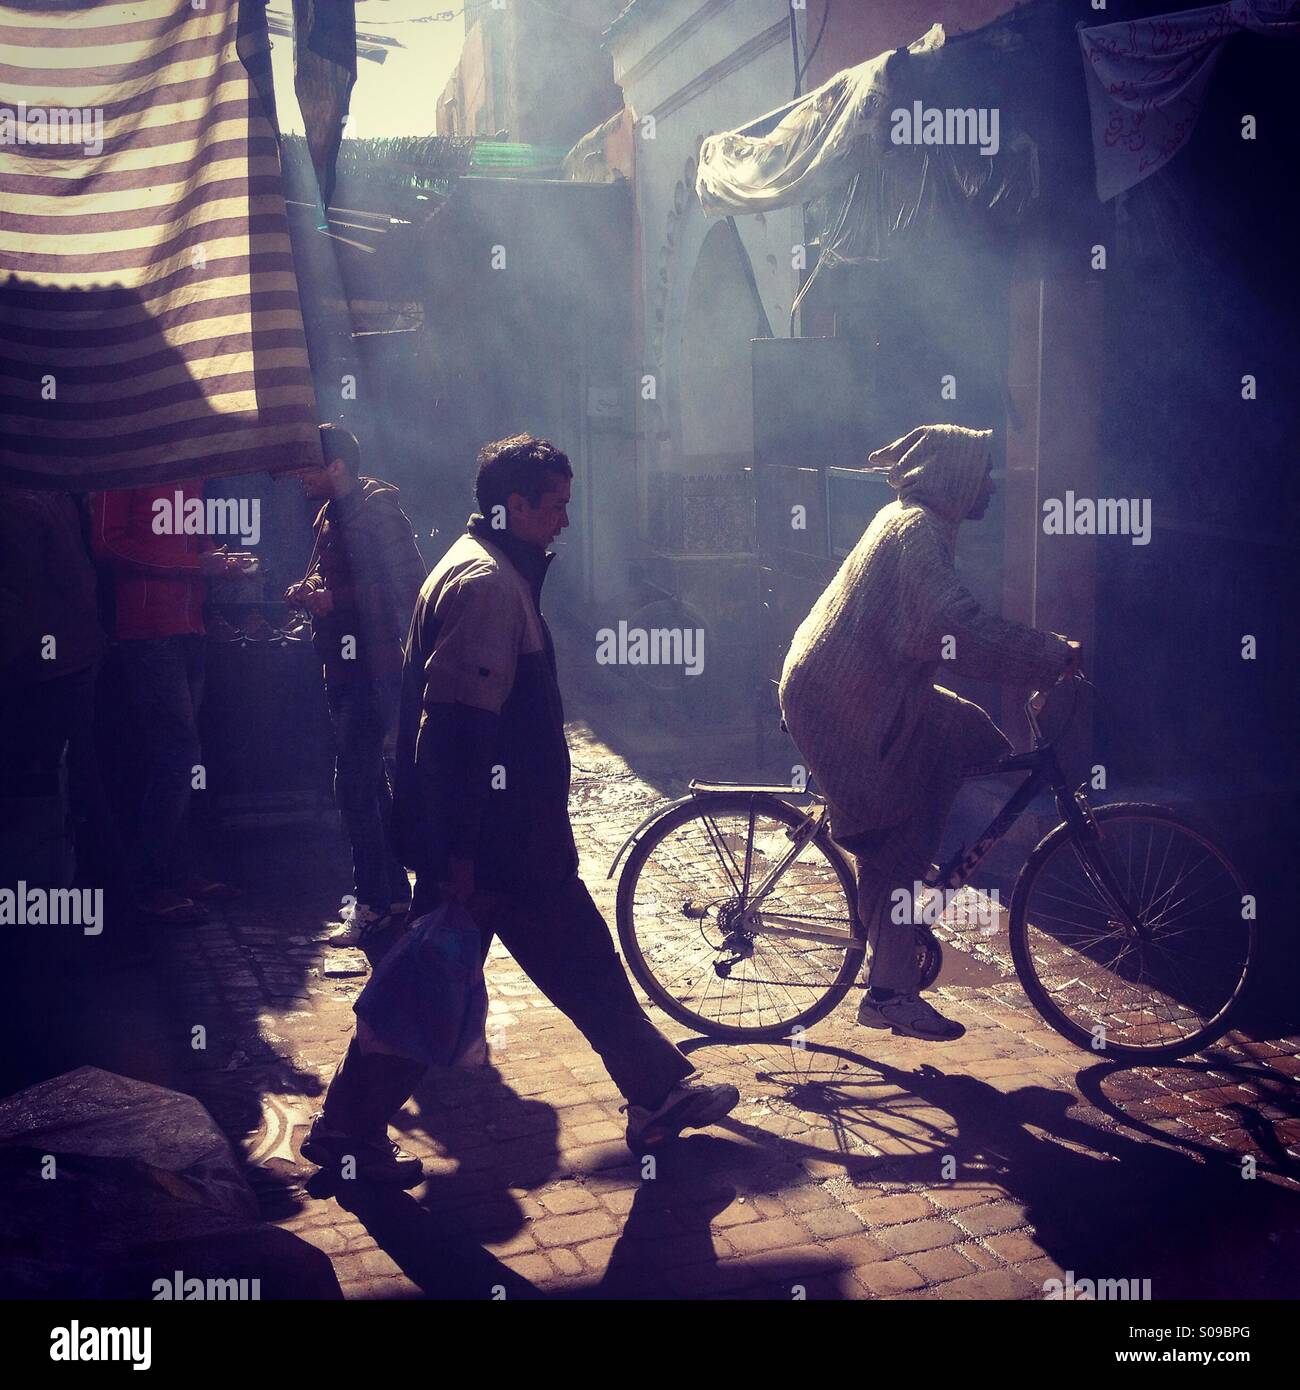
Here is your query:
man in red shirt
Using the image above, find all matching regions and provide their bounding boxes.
[92,480,247,923]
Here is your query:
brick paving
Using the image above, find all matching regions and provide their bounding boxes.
[159,719,1300,1301]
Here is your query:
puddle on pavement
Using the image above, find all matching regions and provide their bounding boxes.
[934,943,1012,989]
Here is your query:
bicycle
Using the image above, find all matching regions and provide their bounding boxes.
[608,675,1256,1061]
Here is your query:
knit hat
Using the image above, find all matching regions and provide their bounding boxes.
[864,424,992,524]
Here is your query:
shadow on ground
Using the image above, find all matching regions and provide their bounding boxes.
[699,1037,1300,1299]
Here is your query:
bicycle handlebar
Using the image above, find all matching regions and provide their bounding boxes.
[1025,663,1086,742]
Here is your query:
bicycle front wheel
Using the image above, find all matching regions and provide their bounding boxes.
[616,793,864,1040]
[1009,803,1255,1060]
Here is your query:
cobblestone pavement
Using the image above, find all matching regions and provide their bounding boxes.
[162,722,1300,1301]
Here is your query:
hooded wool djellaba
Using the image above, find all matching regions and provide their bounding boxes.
[779,425,1072,842]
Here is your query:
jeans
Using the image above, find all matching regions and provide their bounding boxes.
[409,871,693,1109]
[119,634,205,894]
[326,674,410,913]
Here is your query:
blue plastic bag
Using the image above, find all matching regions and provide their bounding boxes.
[353,902,489,1068]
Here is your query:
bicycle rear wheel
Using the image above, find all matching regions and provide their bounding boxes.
[616,793,864,1040]
[1009,803,1255,1060]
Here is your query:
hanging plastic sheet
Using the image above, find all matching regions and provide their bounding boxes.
[697,25,946,218]
[696,22,1040,280]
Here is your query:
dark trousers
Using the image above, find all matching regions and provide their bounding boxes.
[326,674,410,913]
[410,872,693,1111]
[119,634,205,893]
[0,661,128,908]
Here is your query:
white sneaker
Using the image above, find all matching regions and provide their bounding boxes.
[623,1078,740,1152]
[325,902,385,948]
[857,991,965,1041]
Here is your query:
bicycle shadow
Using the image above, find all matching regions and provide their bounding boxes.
[690,1038,1300,1298]
[1074,1057,1300,1178]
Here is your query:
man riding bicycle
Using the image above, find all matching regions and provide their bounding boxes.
[779,424,1081,1042]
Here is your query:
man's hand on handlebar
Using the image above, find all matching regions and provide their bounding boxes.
[1028,642,1084,722]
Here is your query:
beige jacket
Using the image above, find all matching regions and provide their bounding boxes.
[779,425,1071,838]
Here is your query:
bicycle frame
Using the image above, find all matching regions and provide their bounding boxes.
[723,756,1074,946]
[927,746,1067,894]
[709,693,1086,926]
[613,678,1144,948]
[929,686,1146,937]
[723,679,1144,944]
[725,800,860,949]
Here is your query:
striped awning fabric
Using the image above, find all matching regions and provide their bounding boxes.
[0,0,322,488]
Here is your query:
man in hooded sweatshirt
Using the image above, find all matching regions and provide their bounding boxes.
[779,424,1080,1042]
[285,424,427,946]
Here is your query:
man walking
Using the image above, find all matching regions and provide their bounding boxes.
[285,423,427,947]
[301,434,738,1183]
[780,425,1079,1042]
